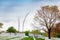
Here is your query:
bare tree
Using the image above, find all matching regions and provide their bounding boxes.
[33,5,60,39]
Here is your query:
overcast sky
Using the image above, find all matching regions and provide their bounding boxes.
[0,0,60,31]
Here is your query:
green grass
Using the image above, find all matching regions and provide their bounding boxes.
[21,37,45,40]
[36,38,45,40]
[21,37,34,40]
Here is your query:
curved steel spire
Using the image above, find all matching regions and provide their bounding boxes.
[18,16,20,32]
[22,11,31,32]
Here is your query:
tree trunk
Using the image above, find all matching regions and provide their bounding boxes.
[48,29,51,39]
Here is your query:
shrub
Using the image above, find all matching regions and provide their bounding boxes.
[56,32,60,38]
[24,31,30,36]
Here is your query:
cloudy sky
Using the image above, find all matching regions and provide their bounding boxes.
[0,0,60,32]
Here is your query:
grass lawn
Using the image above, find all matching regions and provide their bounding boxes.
[36,38,45,40]
[0,36,45,40]
[21,37,34,40]
[21,37,45,40]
